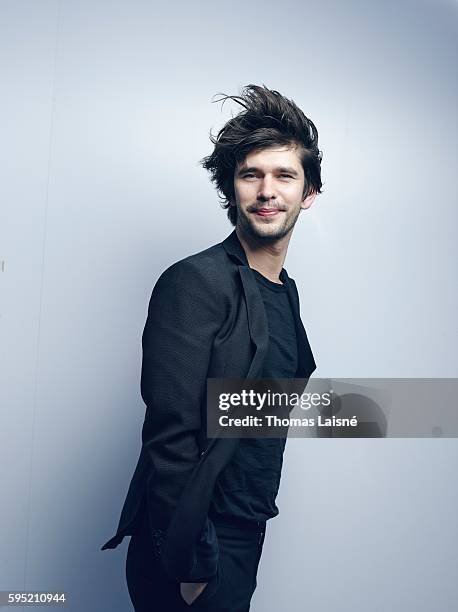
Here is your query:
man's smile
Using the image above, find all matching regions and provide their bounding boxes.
[252,207,284,217]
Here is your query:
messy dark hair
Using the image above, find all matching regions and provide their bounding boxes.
[200,84,323,226]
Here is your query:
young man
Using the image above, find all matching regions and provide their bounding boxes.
[101,84,323,611]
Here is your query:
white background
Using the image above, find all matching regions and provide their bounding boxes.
[0,1,457,610]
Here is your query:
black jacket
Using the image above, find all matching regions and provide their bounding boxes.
[101,230,316,581]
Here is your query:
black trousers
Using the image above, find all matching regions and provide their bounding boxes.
[126,513,266,612]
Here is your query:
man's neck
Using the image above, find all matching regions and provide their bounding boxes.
[235,226,292,284]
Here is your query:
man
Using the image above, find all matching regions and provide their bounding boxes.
[101,84,323,611]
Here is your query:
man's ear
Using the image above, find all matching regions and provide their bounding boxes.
[300,191,317,210]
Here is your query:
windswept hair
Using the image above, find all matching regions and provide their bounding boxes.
[200,84,323,226]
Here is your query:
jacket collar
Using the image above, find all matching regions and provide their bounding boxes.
[221,229,291,281]
[221,229,249,266]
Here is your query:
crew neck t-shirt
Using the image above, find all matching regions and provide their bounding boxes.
[209,267,298,523]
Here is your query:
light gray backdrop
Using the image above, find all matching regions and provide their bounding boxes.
[1,0,457,611]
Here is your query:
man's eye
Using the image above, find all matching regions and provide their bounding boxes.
[280,174,293,179]
[243,173,256,179]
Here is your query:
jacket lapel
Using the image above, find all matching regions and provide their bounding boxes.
[238,266,269,378]
[223,230,316,379]
[221,230,269,377]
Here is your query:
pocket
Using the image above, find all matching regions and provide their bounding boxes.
[180,563,221,608]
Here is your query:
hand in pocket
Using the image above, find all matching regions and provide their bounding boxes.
[179,581,208,605]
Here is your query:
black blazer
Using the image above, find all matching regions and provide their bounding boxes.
[101,230,316,581]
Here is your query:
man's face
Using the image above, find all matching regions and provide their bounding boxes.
[232,145,316,242]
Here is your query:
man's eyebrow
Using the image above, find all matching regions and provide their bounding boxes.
[277,166,299,176]
[236,166,258,175]
[236,166,300,176]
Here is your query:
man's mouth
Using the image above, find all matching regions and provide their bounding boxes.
[253,208,282,217]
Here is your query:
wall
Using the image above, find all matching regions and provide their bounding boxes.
[0,1,456,610]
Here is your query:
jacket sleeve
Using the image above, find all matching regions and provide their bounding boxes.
[140,259,225,581]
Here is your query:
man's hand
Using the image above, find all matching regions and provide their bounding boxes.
[179,581,208,605]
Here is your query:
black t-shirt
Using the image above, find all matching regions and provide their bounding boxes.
[209,267,298,523]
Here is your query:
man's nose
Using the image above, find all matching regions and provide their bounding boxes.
[257,176,277,201]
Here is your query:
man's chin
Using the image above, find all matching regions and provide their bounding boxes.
[244,222,291,242]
